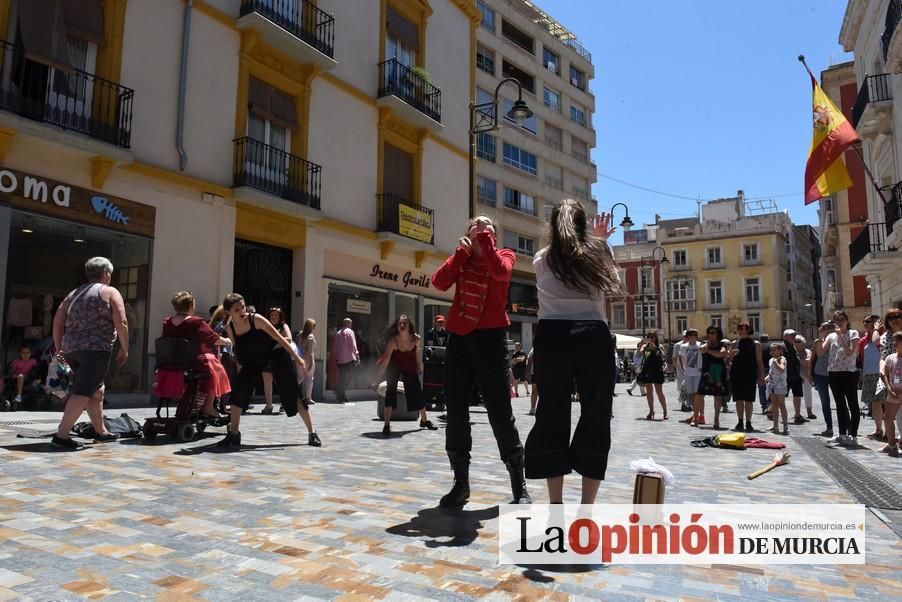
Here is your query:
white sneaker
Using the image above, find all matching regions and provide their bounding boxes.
[826,435,842,445]
[13,395,21,402]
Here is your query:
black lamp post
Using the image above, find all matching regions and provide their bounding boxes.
[610,202,635,232]
[469,78,533,219]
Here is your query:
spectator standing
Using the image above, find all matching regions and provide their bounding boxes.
[861,314,887,440]
[679,329,703,426]
[333,318,359,403]
[811,322,837,437]
[782,329,806,425]
[825,310,861,447]
[795,335,817,421]
[758,334,772,413]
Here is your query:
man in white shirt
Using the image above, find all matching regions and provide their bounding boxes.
[680,329,704,424]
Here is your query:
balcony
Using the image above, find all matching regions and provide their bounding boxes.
[883,0,902,71]
[850,222,898,275]
[232,137,322,215]
[237,0,337,70]
[504,199,538,217]
[742,297,766,310]
[0,39,134,152]
[885,182,902,241]
[669,262,692,272]
[667,300,696,312]
[377,193,435,246]
[851,74,893,136]
[376,59,442,131]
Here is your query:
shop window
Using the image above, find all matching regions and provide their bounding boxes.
[325,281,390,392]
[4,211,150,393]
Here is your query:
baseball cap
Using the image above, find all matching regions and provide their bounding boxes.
[435,315,446,322]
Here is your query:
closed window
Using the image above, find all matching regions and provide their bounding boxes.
[640,268,654,292]
[570,104,586,126]
[544,123,563,151]
[504,230,536,256]
[543,47,560,74]
[710,315,723,329]
[708,280,723,306]
[571,138,589,163]
[477,175,497,206]
[747,313,760,334]
[543,86,561,112]
[503,142,538,175]
[612,303,627,328]
[745,278,760,303]
[634,303,658,326]
[476,44,495,75]
[676,316,688,334]
[477,0,495,32]
[476,132,496,162]
[743,243,759,262]
[672,249,688,267]
[706,246,722,266]
[666,279,695,311]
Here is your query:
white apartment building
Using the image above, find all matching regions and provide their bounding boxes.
[473,0,598,348]
[839,0,902,314]
[0,0,476,399]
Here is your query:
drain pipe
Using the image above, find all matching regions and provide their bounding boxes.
[176,0,193,171]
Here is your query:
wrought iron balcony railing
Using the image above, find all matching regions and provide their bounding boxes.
[850,223,888,269]
[0,39,134,148]
[377,193,434,244]
[240,0,335,58]
[852,74,893,128]
[233,137,321,208]
[377,59,441,123]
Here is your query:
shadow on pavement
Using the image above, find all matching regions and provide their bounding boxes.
[361,428,425,439]
[174,443,303,455]
[0,442,89,453]
[117,432,222,446]
[386,506,499,548]
[519,563,605,577]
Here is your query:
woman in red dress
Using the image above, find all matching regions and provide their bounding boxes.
[153,291,232,417]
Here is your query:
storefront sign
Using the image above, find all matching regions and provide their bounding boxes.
[323,252,453,300]
[398,204,434,244]
[0,168,155,237]
[347,299,372,314]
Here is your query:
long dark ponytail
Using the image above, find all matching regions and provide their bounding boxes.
[545,199,622,295]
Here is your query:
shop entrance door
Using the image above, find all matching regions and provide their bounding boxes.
[233,240,293,325]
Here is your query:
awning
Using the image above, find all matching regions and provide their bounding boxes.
[63,0,105,44]
[18,0,72,71]
[386,7,418,50]
[248,78,299,130]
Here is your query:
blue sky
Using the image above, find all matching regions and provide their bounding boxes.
[542,0,852,244]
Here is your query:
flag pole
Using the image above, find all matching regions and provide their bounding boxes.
[798,54,890,207]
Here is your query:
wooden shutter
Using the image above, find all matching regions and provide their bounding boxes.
[386,7,418,50]
[248,78,299,130]
[63,0,105,44]
[18,0,72,71]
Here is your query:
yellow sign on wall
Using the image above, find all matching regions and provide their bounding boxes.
[398,204,433,244]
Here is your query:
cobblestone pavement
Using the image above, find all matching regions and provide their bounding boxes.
[0,382,899,601]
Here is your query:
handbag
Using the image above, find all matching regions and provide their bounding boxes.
[46,354,73,399]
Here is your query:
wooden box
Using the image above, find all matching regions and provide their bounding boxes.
[632,473,665,504]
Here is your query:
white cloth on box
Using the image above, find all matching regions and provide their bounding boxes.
[6,296,32,327]
[377,380,405,397]
[629,457,675,486]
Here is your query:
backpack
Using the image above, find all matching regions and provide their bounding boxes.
[72,413,143,439]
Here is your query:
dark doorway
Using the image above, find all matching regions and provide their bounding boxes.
[233,240,293,325]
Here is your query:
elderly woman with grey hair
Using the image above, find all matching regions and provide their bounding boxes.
[51,257,129,450]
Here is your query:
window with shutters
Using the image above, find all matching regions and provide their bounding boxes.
[245,78,299,188]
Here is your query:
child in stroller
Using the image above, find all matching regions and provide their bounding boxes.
[1,342,54,411]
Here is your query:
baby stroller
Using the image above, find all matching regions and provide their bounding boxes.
[422,345,446,411]
[143,337,229,442]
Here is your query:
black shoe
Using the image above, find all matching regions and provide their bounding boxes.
[819,429,834,438]
[807,411,817,420]
[734,421,744,432]
[261,406,274,415]
[505,454,532,505]
[50,435,85,451]
[308,432,321,447]
[745,422,754,433]
[93,432,120,443]
[793,416,807,425]
[382,423,391,438]
[439,455,470,508]
[420,420,438,430]
[217,431,240,448]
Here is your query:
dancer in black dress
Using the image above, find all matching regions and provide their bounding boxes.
[729,321,766,432]
[640,333,667,420]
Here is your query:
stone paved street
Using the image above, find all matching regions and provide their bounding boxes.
[0,381,900,601]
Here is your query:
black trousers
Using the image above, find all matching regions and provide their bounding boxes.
[384,362,424,410]
[828,371,860,437]
[231,348,298,416]
[445,328,523,463]
[525,320,613,480]
[336,362,354,402]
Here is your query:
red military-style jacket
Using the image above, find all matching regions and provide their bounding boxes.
[431,232,515,336]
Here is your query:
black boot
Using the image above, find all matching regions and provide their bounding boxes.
[439,452,470,508]
[505,453,532,504]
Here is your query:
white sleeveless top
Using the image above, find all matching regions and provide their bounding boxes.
[534,247,609,321]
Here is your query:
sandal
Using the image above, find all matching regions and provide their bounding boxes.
[663,412,669,420]
[420,420,438,430]
[646,412,654,420]
[261,406,274,415]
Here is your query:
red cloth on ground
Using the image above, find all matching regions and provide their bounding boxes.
[744,437,786,449]
[159,315,231,398]
[431,232,514,335]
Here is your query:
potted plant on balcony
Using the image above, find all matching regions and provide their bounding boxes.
[408,65,431,84]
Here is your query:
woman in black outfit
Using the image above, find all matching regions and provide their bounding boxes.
[729,321,766,432]
[640,333,667,420]
[218,293,306,447]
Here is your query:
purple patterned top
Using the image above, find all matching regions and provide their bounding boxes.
[61,283,116,352]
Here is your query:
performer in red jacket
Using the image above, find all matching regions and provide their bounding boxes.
[431,216,531,506]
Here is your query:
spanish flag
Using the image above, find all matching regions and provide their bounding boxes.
[804,72,859,204]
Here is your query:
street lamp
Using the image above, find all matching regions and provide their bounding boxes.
[650,246,669,347]
[610,202,634,231]
[469,78,533,219]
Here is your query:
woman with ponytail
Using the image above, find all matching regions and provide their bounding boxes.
[525,200,622,504]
